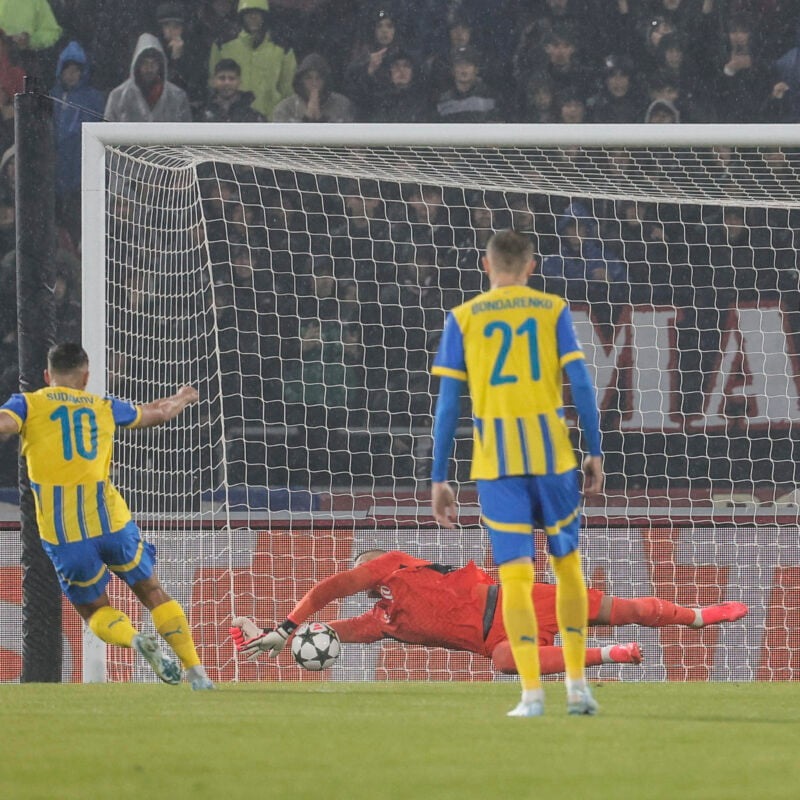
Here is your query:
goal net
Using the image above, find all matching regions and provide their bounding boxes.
[67,123,800,684]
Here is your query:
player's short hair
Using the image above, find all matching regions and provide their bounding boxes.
[486,229,534,274]
[353,548,387,566]
[47,342,89,373]
[214,58,241,76]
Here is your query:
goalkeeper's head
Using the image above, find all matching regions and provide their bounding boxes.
[354,549,388,569]
[46,342,89,389]
[484,229,537,283]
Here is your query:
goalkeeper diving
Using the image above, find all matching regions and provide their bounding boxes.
[230,549,747,674]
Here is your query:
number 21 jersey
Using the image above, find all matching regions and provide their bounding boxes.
[432,285,584,480]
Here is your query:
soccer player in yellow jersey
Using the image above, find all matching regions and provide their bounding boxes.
[430,230,603,717]
[0,343,213,689]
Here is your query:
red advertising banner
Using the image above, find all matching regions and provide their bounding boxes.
[2,524,796,683]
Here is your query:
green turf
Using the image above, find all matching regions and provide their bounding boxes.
[1,681,799,800]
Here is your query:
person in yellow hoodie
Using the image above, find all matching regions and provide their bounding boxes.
[209,0,296,120]
[0,0,61,52]
[0,0,61,77]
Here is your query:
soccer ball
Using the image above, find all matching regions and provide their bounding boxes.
[291,622,341,671]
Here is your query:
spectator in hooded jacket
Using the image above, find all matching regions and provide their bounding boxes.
[425,10,476,99]
[196,58,266,121]
[209,0,296,120]
[587,54,643,124]
[716,15,771,123]
[646,70,699,121]
[154,1,208,110]
[345,6,409,118]
[105,33,192,122]
[652,33,707,115]
[272,53,354,122]
[644,96,680,123]
[534,24,594,106]
[51,41,105,243]
[368,48,429,122]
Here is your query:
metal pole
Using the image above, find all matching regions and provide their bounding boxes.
[15,75,61,682]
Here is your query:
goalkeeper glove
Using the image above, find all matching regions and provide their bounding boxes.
[230,616,298,662]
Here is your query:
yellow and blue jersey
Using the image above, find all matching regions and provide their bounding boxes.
[0,387,141,545]
[432,284,584,480]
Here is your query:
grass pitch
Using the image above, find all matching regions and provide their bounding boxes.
[1,681,799,800]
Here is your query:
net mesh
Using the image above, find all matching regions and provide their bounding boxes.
[105,142,800,522]
[60,139,800,681]
[3,524,800,682]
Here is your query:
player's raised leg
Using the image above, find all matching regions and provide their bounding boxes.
[131,632,184,685]
[75,596,182,685]
[594,595,748,629]
[131,575,214,690]
[105,521,212,689]
[44,535,181,685]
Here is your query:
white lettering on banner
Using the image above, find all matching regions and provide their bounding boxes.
[620,308,681,432]
[703,321,745,424]
[571,302,800,431]
[574,308,629,415]
[735,306,799,423]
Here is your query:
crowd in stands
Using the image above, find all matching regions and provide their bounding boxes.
[186,157,800,490]
[1,0,800,492]
[3,2,800,131]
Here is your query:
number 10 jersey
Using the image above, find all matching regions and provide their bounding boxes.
[0,388,141,543]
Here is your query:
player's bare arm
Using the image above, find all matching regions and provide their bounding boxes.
[132,385,199,428]
[431,481,458,528]
[0,410,20,437]
[582,455,604,496]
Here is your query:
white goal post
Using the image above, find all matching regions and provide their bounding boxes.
[79,123,800,685]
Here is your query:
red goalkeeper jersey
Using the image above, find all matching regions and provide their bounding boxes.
[287,550,603,657]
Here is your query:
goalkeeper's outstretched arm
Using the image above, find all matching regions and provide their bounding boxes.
[230,563,385,660]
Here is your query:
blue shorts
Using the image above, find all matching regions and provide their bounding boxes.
[477,472,582,565]
[41,520,156,605]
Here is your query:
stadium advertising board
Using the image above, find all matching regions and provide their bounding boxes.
[1,526,797,683]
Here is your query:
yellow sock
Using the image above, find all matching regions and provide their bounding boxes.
[497,561,541,691]
[550,550,589,682]
[151,599,201,669]
[88,605,138,648]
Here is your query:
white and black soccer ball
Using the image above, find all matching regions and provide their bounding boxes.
[291,622,341,671]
